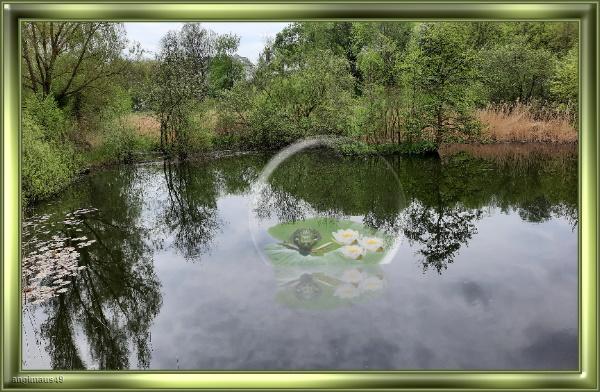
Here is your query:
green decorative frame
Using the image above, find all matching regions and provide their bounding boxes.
[1,1,597,390]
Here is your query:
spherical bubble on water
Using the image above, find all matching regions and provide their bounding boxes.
[247,137,406,311]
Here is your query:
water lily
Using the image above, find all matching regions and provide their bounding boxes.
[359,236,384,252]
[332,229,360,245]
[341,268,364,283]
[340,245,366,260]
[359,276,384,292]
[334,284,361,299]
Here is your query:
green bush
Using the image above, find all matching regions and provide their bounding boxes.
[214,50,355,150]
[94,120,160,164]
[24,94,71,142]
[22,99,77,204]
[99,124,139,163]
[185,112,214,152]
[550,46,578,109]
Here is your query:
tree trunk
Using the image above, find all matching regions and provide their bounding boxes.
[436,106,443,148]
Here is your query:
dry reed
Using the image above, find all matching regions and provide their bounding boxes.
[124,113,161,137]
[477,102,577,143]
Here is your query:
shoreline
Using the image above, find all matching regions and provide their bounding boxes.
[25,141,578,208]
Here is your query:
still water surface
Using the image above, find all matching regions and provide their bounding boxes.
[22,146,578,370]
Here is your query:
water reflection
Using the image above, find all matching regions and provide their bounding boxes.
[22,145,578,370]
[160,160,220,261]
[156,156,267,262]
[24,168,162,369]
[255,148,577,274]
[402,201,482,273]
[257,152,406,233]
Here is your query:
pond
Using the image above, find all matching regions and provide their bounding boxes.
[22,144,578,370]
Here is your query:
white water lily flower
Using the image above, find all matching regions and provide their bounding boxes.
[341,268,364,283]
[332,229,360,245]
[334,284,361,299]
[340,245,367,260]
[359,236,384,252]
[359,276,384,292]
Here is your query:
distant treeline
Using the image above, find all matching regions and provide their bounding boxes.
[21,21,578,203]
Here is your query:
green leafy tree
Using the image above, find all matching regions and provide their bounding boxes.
[208,34,247,94]
[22,22,129,107]
[148,23,218,155]
[501,22,578,56]
[403,23,481,147]
[481,38,556,103]
[550,46,578,107]
[22,94,78,203]
[250,49,354,147]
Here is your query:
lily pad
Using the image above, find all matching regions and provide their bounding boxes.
[264,217,393,266]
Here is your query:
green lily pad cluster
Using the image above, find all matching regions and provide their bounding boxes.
[264,217,393,266]
[264,218,393,310]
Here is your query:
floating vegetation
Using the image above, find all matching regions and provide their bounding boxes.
[264,218,394,265]
[265,218,392,310]
[22,208,98,306]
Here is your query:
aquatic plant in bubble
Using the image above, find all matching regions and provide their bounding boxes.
[263,217,394,310]
[264,217,394,266]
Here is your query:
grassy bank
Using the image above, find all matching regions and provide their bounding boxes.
[23,106,577,206]
[22,97,160,205]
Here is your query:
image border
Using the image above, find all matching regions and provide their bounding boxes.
[1,1,597,390]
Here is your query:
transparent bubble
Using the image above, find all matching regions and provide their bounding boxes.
[248,136,406,264]
[247,136,407,309]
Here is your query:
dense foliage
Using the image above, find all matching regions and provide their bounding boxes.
[21,21,578,203]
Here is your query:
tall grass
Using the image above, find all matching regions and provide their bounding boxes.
[124,113,161,138]
[477,102,577,143]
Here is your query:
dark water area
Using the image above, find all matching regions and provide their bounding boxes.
[22,145,578,370]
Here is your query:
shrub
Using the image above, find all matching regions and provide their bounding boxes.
[98,124,140,163]
[22,100,77,204]
[23,94,71,142]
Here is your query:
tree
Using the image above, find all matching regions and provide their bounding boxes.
[550,46,578,108]
[403,23,480,147]
[250,49,355,147]
[354,26,411,144]
[501,22,578,56]
[208,34,246,94]
[148,23,218,155]
[482,38,556,103]
[22,22,129,107]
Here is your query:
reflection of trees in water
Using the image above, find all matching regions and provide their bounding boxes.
[257,149,576,274]
[161,161,221,261]
[34,168,162,369]
[158,155,267,261]
[402,201,482,273]
[254,185,314,222]
[362,210,403,237]
[253,184,345,223]
[517,196,553,223]
[395,155,485,273]
[254,151,405,234]
[23,147,578,370]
